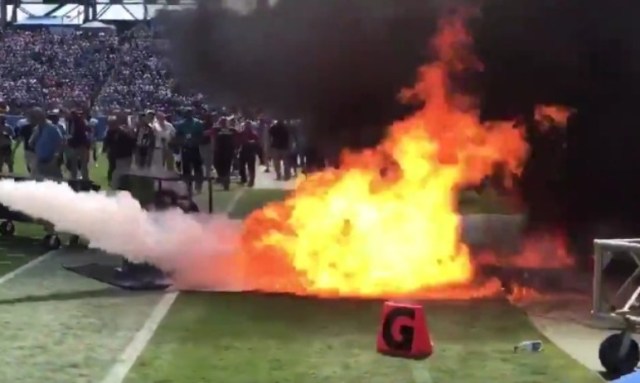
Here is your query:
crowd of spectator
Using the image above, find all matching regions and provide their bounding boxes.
[0,28,119,112]
[0,25,202,115]
[94,28,204,114]
[0,25,320,194]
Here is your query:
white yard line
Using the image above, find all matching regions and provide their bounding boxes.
[100,189,247,383]
[0,251,55,286]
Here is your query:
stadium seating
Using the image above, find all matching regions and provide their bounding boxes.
[0,25,202,118]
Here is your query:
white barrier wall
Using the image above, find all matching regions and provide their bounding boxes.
[460,214,526,253]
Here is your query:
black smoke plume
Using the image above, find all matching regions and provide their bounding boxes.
[162,0,640,263]
[160,0,450,154]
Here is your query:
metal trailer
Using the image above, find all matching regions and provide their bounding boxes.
[64,172,217,291]
[592,238,640,376]
[0,174,100,250]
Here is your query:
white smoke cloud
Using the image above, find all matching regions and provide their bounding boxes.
[0,179,249,291]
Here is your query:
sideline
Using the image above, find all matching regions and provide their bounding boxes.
[0,251,56,285]
[99,188,247,383]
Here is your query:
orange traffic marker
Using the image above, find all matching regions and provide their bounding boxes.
[376,301,433,360]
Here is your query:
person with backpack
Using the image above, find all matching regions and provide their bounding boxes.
[66,110,93,180]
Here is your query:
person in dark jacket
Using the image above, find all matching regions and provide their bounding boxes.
[103,113,136,189]
[214,117,237,191]
[66,110,92,180]
[269,120,292,181]
[238,121,260,187]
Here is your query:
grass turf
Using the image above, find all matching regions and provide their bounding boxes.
[123,188,599,383]
[125,294,601,383]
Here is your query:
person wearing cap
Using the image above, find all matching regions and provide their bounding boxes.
[0,114,14,173]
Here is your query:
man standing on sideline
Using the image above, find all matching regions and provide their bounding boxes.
[153,111,175,171]
[48,110,67,178]
[30,107,63,179]
[259,117,271,174]
[238,121,260,187]
[175,108,205,192]
[214,117,237,191]
[27,107,63,237]
[269,119,292,181]
[66,110,92,180]
[105,113,136,189]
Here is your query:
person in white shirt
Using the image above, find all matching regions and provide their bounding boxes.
[153,111,176,171]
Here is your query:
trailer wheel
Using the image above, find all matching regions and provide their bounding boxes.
[182,200,199,213]
[599,332,640,376]
[43,234,62,251]
[0,220,15,236]
[68,235,81,247]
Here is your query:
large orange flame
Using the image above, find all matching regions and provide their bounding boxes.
[238,12,530,298]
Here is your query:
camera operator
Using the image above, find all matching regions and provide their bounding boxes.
[175,108,205,192]
[0,114,14,173]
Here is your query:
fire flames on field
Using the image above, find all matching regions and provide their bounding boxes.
[237,11,574,300]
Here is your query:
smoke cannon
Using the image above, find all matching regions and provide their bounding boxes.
[0,179,247,292]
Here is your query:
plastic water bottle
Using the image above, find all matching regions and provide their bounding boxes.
[514,340,544,353]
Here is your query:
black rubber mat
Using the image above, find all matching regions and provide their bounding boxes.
[64,262,172,291]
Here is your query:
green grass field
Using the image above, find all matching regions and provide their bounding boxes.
[123,190,599,383]
[0,148,600,383]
